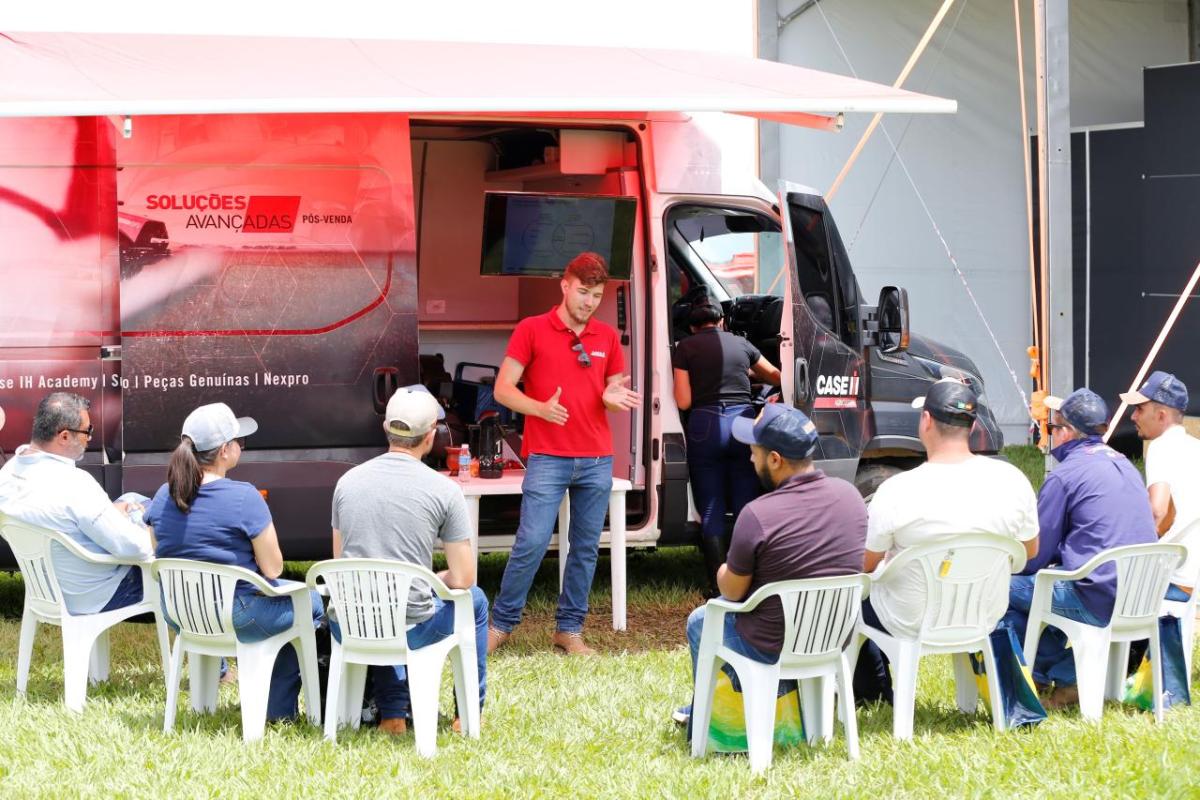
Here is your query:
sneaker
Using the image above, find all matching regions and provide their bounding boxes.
[672,704,692,726]
[551,630,596,656]
[487,626,510,654]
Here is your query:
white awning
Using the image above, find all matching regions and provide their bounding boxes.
[0,32,955,125]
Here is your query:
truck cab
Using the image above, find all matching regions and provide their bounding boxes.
[651,172,1003,542]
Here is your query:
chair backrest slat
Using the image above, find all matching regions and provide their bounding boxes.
[878,533,1026,647]
[1109,544,1186,632]
[309,559,449,653]
[770,575,870,667]
[1,518,80,619]
[152,559,252,644]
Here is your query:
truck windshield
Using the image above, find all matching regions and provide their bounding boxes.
[670,210,784,299]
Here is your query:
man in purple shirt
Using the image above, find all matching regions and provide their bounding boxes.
[1001,388,1156,709]
[674,404,867,724]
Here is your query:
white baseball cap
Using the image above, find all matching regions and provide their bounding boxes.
[182,402,258,451]
[384,384,445,438]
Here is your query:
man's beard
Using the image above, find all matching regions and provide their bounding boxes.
[566,301,594,326]
[755,462,777,492]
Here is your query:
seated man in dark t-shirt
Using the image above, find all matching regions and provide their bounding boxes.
[675,404,867,724]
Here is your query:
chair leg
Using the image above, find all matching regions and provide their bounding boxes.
[450,640,481,738]
[16,612,37,696]
[235,643,278,743]
[153,613,172,692]
[1149,626,1166,724]
[742,676,780,774]
[62,627,94,713]
[189,654,221,714]
[163,639,187,732]
[296,633,322,726]
[690,657,720,759]
[343,662,368,730]
[1105,642,1130,701]
[838,655,860,761]
[324,648,344,743]
[408,659,443,758]
[89,629,111,684]
[799,678,829,745]
[981,644,1007,732]
[891,643,921,740]
[953,652,978,713]
[1070,628,1111,722]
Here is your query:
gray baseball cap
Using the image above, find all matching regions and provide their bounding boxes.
[182,402,258,452]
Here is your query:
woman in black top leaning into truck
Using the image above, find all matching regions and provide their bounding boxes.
[672,299,781,593]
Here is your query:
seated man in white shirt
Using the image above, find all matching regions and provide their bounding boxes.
[1121,370,1200,598]
[0,392,153,613]
[856,380,1039,698]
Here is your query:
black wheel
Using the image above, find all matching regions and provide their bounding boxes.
[854,463,905,503]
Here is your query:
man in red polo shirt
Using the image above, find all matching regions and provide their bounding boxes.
[488,252,640,655]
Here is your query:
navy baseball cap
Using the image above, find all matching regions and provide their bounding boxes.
[1120,370,1188,412]
[911,378,978,427]
[1045,388,1108,435]
[731,404,819,460]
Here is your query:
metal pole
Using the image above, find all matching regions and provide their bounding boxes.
[1034,0,1072,464]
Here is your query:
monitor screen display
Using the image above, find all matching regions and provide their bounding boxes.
[480,192,636,280]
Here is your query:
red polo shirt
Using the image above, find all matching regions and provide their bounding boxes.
[506,307,625,457]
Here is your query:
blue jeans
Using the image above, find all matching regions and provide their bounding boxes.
[492,454,613,633]
[332,586,489,721]
[686,405,761,540]
[685,605,776,682]
[1001,575,1105,687]
[100,565,144,612]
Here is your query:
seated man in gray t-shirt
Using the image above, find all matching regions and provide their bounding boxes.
[331,384,488,735]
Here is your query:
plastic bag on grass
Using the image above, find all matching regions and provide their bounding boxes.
[688,662,805,753]
[968,626,1047,729]
[1122,615,1191,712]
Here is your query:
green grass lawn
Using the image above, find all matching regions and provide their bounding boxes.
[0,445,1195,797]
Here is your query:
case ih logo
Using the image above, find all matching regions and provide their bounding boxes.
[813,371,860,409]
[145,194,300,233]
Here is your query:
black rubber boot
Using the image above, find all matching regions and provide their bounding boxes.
[698,536,728,598]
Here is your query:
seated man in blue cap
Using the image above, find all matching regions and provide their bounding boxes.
[675,403,867,725]
[1121,370,1200,600]
[1001,388,1156,709]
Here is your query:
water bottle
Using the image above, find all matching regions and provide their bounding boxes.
[458,443,471,481]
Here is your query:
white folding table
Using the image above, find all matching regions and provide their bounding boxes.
[453,471,633,631]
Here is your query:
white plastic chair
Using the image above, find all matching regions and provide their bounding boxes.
[1160,520,1200,682]
[306,558,481,757]
[152,558,321,742]
[0,514,170,712]
[690,574,870,773]
[850,533,1027,740]
[1024,542,1186,722]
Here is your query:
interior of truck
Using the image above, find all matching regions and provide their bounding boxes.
[409,122,644,534]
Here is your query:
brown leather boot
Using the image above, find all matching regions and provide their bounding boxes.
[552,630,596,656]
[487,625,510,654]
[378,717,408,735]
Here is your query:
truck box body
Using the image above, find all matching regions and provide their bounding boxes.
[0,33,1000,562]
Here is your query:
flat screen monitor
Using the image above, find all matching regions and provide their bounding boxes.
[480,192,636,280]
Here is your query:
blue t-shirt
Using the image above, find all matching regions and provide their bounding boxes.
[145,478,274,597]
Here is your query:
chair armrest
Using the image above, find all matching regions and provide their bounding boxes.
[253,577,312,598]
[49,533,153,567]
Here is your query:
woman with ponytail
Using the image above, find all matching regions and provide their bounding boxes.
[144,402,323,722]
[672,298,782,594]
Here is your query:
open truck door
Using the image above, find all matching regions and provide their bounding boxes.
[777,182,871,482]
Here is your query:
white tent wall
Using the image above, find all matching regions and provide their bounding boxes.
[760,0,1187,443]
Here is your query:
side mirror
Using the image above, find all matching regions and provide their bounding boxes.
[877,286,910,354]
